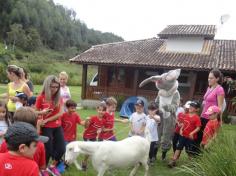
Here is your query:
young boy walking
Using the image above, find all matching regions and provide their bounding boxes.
[61,99,85,144]
[168,101,201,167]
[146,102,161,165]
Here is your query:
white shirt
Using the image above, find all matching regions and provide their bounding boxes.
[0,121,8,144]
[176,107,185,117]
[60,86,71,103]
[129,112,147,137]
[146,115,159,142]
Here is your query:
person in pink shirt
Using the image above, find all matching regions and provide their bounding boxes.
[196,69,225,146]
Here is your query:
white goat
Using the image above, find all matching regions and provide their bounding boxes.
[65,136,150,176]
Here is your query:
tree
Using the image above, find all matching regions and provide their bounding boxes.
[7,24,27,51]
[25,28,42,51]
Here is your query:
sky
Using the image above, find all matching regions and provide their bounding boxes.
[53,0,236,41]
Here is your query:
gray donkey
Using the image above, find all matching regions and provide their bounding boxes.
[139,69,181,160]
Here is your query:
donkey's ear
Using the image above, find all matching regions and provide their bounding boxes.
[74,144,81,152]
[139,75,161,87]
[165,69,181,81]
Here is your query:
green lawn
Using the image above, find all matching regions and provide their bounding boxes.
[1,84,236,175]
[0,84,81,103]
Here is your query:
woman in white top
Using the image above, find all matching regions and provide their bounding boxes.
[59,71,71,110]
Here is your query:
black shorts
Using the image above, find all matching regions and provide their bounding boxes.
[176,136,196,154]
[83,138,96,141]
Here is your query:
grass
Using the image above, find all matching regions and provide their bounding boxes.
[179,128,236,176]
[0,84,81,103]
[1,84,236,175]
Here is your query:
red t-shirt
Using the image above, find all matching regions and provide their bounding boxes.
[0,140,46,169]
[83,116,103,139]
[181,114,201,139]
[35,94,63,128]
[0,152,39,176]
[61,112,81,141]
[202,120,220,145]
[175,112,185,134]
[99,112,115,140]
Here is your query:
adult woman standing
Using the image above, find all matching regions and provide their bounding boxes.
[197,69,225,145]
[59,71,71,107]
[35,75,65,175]
[6,65,31,115]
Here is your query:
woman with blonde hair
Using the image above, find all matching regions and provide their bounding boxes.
[35,75,65,176]
[59,71,71,109]
[6,65,31,115]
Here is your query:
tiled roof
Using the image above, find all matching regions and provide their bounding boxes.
[158,25,216,39]
[70,38,236,72]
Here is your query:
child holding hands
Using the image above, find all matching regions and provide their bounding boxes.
[146,102,161,165]
[168,101,201,168]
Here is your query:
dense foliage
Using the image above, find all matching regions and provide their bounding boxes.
[0,0,123,51]
[0,0,123,85]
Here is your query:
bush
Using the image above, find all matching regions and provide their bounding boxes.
[222,110,231,124]
[115,95,126,111]
[180,132,236,176]
[0,63,8,83]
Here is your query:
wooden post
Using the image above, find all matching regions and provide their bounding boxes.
[133,69,139,95]
[188,71,197,99]
[81,64,88,100]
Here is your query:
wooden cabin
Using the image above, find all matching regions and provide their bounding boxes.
[70,25,236,115]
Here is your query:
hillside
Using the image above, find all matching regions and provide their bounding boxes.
[0,0,123,85]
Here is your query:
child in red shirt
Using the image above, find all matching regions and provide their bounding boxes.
[173,101,191,152]
[61,100,85,144]
[0,121,48,176]
[168,101,201,168]
[201,105,221,148]
[81,103,106,170]
[0,107,49,176]
[98,97,128,141]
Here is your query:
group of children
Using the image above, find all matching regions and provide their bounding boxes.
[168,100,221,167]
[0,90,222,175]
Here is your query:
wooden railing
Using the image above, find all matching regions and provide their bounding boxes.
[86,86,135,100]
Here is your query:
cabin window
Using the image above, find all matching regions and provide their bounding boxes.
[108,67,125,87]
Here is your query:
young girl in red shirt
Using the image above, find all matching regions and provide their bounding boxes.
[201,105,221,148]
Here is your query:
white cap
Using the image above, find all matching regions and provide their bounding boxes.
[184,101,192,109]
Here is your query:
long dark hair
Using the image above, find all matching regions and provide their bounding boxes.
[0,100,12,126]
[210,69,223,85]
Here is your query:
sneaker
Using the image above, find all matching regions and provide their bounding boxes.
[56,161,66,173]
[48,166,61,176]
[41,170,50,176]
[167,160,176,168]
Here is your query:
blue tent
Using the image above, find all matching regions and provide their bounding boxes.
[119,96,148,118]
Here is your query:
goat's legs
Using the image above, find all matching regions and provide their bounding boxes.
[129,163,140,176]
[73,160,82,170]
[97,164,108,176]
[141,157,149,176]
[142,162,149,176]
